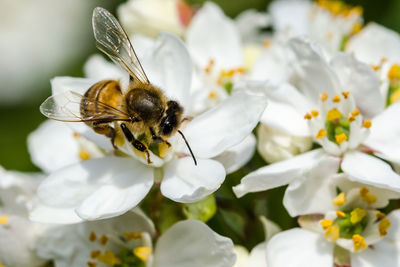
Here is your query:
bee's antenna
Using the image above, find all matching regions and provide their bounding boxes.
[178,130,197,166]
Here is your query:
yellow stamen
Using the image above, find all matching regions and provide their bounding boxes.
[376,212,386,219]
[320,92,328,102]
[316,129,327,139]
[371,64,380,71]
[335,133,347,144]
[311,110,319,117]
[388,64,400,80]
[332,192,346,206]
[79,149,91,161]
[363,120,372,129]
[348,115,356,122]
[304,113,312,120]
[263,39,271,47]
[133,247,152,262]
[327,108,342,121]
[378,218,391,237]
[352,234,368,252]
[124,232,142,241]
[360,187,377,204]
[352,108,360,117]
[350,208,367,224]
[236,67,245,73]
[341,91,350,99]
[91,250,101,259]
[208,91,216,99]
[97,250,120,266]
[332,95,341,103]
[73,132,80,138]
[0,216,9,225]
[89,231,97,242]
[100,235,109,246]
[336,210,346,218]
[390,89,400,104]
[325,225,340,242]
[204,59,215,73]
[320,219,333,230]
[87,261,98,267]
[352,23,362,34]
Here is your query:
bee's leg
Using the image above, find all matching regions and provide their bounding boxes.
[92,123,118,150]
[120,123,152,164]
[149,127,171,147]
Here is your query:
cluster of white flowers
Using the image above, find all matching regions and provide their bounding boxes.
[2,0,400,266]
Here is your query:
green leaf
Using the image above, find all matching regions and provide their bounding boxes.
[182,194,217,222]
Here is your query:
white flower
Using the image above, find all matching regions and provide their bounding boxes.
[0,167,50,267]
[32,33,267,223]
[233,37,400,198]
[36,209,236,267]
[118,0,193,38]
[264,161,400,267]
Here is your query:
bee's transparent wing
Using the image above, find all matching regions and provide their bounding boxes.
[92,7,150,84]
[40,91,132,122]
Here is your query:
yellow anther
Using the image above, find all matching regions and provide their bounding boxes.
[91,250,101,259]
[335,133,347,145]
[304,113,312,120]
[204,59,215,73]
[320,92,328,102]
[89,231,97,242]
[73,132,81,138]
[133,247,152,262]
[124,232,142,241]
[332,95,341,103]
[362,120,372,129]
[97,250,120,266]
[332,192,346,206]
[376,212,386,219]
[352,234,368,252]
[388,64,400,80]
[263,39,271,47]
[360,187,377,204]
[327,108,342,121]
[371,64,380,71]
[320,219,333,230]
[336,210,346,218]
[87,261,98,267]
[348,115,356,122]
[341,91,350,99]
[352,23,362,34]
[208,91,216,99]
[100,235,109,246]
[311,110,319,117]
[325,225,340,242]
[352,108,360,117]
[79,149,91,161]
[0,216,9,225]
[316,129,327,139]
[350,208,367,224]
[390,90,400,104]
[325,32,333,40]
[379,218,391,237]
[236,67,245,73]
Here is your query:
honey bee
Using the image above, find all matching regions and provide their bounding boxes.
[40,7,196,165]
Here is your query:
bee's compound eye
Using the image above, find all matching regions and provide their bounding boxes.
[160,116,175,136]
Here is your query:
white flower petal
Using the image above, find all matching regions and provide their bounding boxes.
[288,37,341,103]
[37,157,154,221]
[28,120,80,173]
[141,32,192,108]
[266,228,334,267]
[330,53,384,118]
[51,76,97,96]
[84,54,128,83]
[154,219,236,267]
[364,102,400,164]
[213,134,256,174]
[161,158,225,203]
[351,239,399,267]
[30,200,83,224]
[283,156,340,217]
[248,242,268,267]
[186,2,243,69]
[182,92,267,159]
[387,209,400,240]
[233,149,325,197]
[341,151,400,192]
[346,22,400,65]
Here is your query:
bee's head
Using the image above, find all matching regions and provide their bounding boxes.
[158,100,183,137]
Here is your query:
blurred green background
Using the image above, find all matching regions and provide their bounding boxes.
[1,0,399,172]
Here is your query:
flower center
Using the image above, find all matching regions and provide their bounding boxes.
[321,188,391,252]
[387,64,400,105]
[87,231,151,267]
[316,0,363,18]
